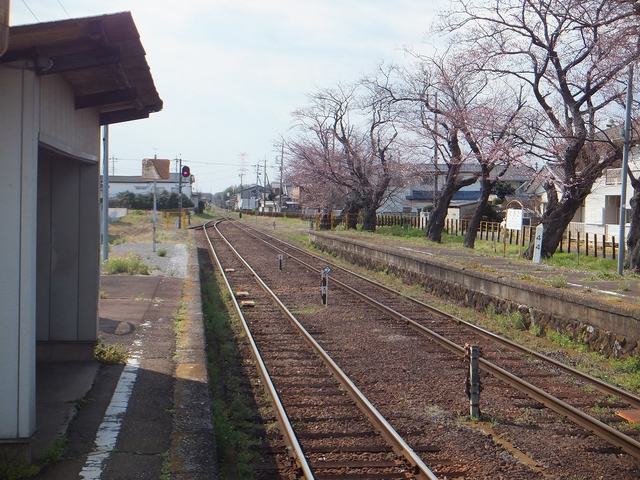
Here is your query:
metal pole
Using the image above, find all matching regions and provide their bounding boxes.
[102,125,109,261]
[618,65,634,275]
[279,142,284,212]
[152,180,157,252]
[178,158,183,229]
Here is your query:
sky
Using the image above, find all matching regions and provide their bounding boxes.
[9,0,447,195]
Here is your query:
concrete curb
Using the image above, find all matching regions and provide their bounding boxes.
[170,229,218,479]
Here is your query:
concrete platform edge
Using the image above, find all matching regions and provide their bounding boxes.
[170,229,218,479]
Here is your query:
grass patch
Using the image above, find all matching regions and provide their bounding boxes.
[375,225,425,238]
[545,331,589,353]
[94,341,128,365]
[0,457,40,480]
[484,304,527,333]
[102,252,151,275]
[200,267,262,479]
[546,274,568,288]
[0,435,71,479]
[157,247,168,257]
[39,436,68,470]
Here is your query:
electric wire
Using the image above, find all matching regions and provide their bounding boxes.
[57,0,71,18]
[21,0,38,21]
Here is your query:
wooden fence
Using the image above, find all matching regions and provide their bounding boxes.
[246,210,622,260]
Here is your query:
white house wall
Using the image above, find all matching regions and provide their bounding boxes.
[581,154,640,237]
[0,68,39,441]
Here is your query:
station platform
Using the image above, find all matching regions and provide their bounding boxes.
[31,236,217,479]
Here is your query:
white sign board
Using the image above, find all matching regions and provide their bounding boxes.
[142,158,171,180]
[532,224,544,264]
[506,209,523,231]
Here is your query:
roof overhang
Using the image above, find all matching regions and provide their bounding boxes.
[2,12,163,125]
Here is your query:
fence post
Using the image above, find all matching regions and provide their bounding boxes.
[585,232,589,256]
[593,234,598,258]
[602,234,606,258]
[577,231,581,256]
[613,236,617,260]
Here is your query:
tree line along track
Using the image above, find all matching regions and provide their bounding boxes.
[211,218,640,478]
[200,221,440,479]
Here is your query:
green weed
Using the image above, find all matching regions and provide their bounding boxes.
[102,253,151,275]
[94,341,128,365]
[547,274,568,288]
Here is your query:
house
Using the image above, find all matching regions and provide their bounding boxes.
[0,13,162,460]
[235,184,266,211]
[379,163,538,218]
[571,146,640,239]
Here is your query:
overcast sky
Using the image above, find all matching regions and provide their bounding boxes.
[10,0,446,194]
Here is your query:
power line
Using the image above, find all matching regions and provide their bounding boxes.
[21,0,39,21]
[58,0,71,18]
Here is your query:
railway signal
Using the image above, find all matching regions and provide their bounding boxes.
[181,165,190,178]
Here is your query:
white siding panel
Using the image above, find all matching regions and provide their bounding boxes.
[39,75,100,159]
[0,68,39,439]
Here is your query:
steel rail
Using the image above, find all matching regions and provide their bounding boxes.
[200,221,314,479]
[228,220,640,460]
[235,221,640,410]
[211,220,440,480]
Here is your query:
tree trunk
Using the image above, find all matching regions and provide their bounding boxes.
[360,207,377,232]
[625,176,640,272]
[426,184,456,242]
[522,197,584,259]
[463,177,492,248]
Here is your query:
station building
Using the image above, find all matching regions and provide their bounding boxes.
[0,12,162,460]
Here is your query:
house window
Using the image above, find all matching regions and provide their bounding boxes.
[604,195,621,224]
[606,168,622,185]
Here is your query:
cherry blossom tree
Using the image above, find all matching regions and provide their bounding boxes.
[285,82,407,231]
[435,0,639,258]
[374,47,530,244]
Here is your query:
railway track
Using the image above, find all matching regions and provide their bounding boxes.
[206,218,640,478]
[201,221,440,479]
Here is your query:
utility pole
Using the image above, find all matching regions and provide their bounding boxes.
[178,156,183,229]
[279,142,284,212]
[263,157,268,189]
[618,64,634,275]
[238,172,244,217]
